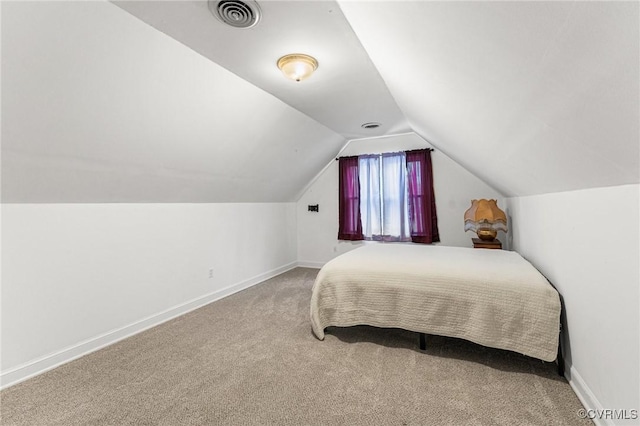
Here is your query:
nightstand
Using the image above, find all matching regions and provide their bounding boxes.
[472,238,502,249]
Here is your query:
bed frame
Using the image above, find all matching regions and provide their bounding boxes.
[418,328,564,376]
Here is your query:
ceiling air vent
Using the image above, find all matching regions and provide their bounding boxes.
[361,122,382,129]
[208,0,261,29]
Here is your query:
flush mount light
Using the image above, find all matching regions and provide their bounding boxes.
[277,54,318,82]
[361,122,382,129]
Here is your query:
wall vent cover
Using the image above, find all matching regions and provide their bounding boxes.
[208,0,261,29]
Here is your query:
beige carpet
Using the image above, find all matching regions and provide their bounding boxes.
[1,268,588,425]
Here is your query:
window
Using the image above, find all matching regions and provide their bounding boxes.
[337,148,439,244]
[359,153,411,241]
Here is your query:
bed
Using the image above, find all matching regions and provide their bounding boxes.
[310,244,562,365]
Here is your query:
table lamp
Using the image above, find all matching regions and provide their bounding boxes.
[464,199,508,241]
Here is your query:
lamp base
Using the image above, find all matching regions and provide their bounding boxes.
[476,230,497,241]
[473,238,502,249]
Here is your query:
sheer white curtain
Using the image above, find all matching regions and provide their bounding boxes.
[359,153,411,241]
[382,153,411,241]
[358,155,381,239]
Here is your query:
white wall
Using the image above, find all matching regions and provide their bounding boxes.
[507,184,639,424]
[297,133,504,266]
[0,203,297,387]
[1,1,306,389]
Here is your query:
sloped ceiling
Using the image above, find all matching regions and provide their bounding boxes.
[1,1,346,203]
[112,0,411,140]
[339,1,639,196]
[2,1,638,203]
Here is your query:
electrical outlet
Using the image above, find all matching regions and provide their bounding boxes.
[209,268,214,279]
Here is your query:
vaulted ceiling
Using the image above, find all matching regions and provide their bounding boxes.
[339,1,639,196]
[2,1,638,202]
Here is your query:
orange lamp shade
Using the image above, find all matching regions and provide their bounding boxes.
[464,199,508,241]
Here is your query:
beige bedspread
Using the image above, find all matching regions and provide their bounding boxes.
[310,244,561,362]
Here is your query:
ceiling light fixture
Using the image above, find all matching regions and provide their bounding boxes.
[361,122,381,129]
[277,54,318,82]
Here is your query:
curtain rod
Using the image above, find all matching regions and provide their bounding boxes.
[335,148,434,161]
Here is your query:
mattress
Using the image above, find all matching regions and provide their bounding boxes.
[310,244,561,362]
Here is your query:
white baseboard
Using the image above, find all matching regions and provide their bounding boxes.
[297,260,325,269]
[567,365,611,426]
[0,261,297,390]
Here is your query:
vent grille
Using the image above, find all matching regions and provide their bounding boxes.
[208,0,261,29]
[361,122,382,129]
